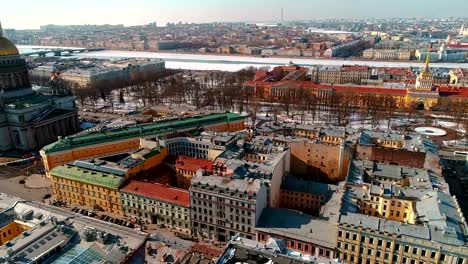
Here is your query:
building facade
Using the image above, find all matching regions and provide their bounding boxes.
[363,49,412,60]
[189,172,268,242]
[121,181,191,234]
[312,65,372,85]
[40,112,245,171]
[175,156,213,189]
[49,143,167,215]
[0,25,79,151]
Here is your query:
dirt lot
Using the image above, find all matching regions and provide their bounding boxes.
[0,174,51,202]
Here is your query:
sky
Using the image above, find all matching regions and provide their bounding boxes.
[2,0,468,29]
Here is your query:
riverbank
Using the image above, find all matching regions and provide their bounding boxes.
[18,45,468,72]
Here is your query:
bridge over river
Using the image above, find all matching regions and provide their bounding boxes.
[20,48,105,57]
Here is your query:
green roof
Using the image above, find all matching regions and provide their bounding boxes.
[42,112,244,154]
[49,165,125,190]
[142,148,161,159]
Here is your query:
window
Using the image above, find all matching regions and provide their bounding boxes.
[404,245,409,253]
[395,244,400,251]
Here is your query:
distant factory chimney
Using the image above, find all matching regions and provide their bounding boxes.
[281,8,284,23]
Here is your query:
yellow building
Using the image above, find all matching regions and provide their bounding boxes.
[359,185,416,224]
[406,48,439,110]
[50,167,125,215]
[40,113,245,171]
[339,160,468,264]
[49,144,167,215]
[0,219,30,245]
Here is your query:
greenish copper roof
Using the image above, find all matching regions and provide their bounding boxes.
[49,165,124,190]
[42,112,244,154]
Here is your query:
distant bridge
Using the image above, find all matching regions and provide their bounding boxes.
[21,48,105,57]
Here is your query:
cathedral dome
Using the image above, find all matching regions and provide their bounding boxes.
[0,37,19,57]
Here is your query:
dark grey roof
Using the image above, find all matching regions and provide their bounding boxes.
[281,177,334,196]
[71,160,127,176]
[256,208,337,248]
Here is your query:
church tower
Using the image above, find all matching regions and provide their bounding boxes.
[414,47,433,91]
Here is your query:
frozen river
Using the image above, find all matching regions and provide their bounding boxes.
[18,45,468,72]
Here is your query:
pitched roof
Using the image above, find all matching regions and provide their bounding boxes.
[256,208,337,249]
[42,112,244,154]
[176,156,213,172]
[49,165,125,190]
[120,181,190,207]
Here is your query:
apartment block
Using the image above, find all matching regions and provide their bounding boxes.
[49,144,166,215]
[337,160,468,264]
[189,172,268,242]
[120,181,191,234]
[312,65,372,84]
[175,156,213,189]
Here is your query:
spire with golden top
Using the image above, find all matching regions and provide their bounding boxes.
[414,44,434,90]
[423,45,430,72]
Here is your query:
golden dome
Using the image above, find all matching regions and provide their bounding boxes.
[0,37,19,57]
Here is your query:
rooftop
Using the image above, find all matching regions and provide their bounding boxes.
[49,164,125,190]
[191,172,263,199]
[0,198,147,264]
[42,112,244,154]
[121,181,190,207]
[281,177,335,197]
[256,208,337,249]
[176,156,213,173]
[342,161,467,247]
[217,236,340,264]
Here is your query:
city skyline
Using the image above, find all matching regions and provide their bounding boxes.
[3,0,468,29]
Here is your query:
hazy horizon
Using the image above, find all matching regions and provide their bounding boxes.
[3,0,468,30]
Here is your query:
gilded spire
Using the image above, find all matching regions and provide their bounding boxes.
[423,44,431,72]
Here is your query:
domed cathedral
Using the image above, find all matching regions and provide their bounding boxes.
[406,46,440,110]
[0,22,79,151]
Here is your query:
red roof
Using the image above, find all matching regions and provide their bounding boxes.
[438,86,468,98]
[341,65,371,71]
[190,244,223,258]
[378,67,415,77]
[245,80,408,95]
[175,156,213,172]
[448,44,468,49]
[120,181,190,207]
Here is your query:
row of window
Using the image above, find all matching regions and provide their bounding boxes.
[338,230,460,262]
